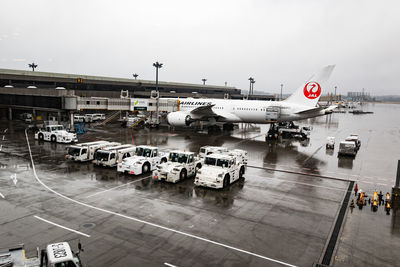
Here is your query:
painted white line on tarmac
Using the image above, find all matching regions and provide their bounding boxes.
[85,176,150,198]
[253,175,346,191]
[34,215,91,238]
[0,192,4,199]
[25,129,297,267]
[164,263,177,267]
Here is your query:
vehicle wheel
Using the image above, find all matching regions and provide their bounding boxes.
[223,174,230,188]
[195,164,202,174]
[142,163,150,173]
[180,169,187,181]
[38,133,44,141]
[239,166,245,178]
[161,158,167,163]
[51,135,57,142]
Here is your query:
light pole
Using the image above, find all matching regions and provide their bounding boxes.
[202,78,207,85]
[248,77,254,95]
[29,62,38,71]
[133,73,138,80]
[153,61,163,92]
[153,61,163,125]
[280,84,283,101]
[251,79,256,95]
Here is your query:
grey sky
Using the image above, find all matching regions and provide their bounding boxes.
[1,0,399,95]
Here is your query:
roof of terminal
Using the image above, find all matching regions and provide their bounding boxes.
[0,68,237,91]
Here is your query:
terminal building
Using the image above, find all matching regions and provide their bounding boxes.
[0,68,275,121]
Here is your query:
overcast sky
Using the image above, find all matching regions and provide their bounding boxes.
[1,0,399,95]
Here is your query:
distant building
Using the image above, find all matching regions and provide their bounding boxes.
[347,91,371,101]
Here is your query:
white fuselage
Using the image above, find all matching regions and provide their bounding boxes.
[178,98,324,123]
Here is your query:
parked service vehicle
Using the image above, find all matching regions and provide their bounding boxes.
[35,124,78,143]
[199,146,228,158]
[74,115,85,122]
[338,141,357,156]
[326,136,335,149]
[194,152,246,189]
[92,113,105,121]
[66,141,120,162]
[118,145,168,175]
[19,112,33,123]
[345,134,361,150]
[153,150,203,183]
[225,149,248,165]
[0,241,83,267]
[279,126,312,139]
[93,144,136,167]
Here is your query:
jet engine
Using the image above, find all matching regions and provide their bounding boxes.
[167,112,194,127]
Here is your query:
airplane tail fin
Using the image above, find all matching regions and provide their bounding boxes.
[284,65,335,107]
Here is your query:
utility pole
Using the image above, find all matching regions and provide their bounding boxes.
[280,84,283,101]
[28,62,38,71]
[202,78,207,85]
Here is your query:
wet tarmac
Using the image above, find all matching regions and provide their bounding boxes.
[0,103,400,267]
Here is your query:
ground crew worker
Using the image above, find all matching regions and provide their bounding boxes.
[350,199,355,213]
[354,183,358,196]
[378,191,383,206]
[386,192,390,203]
[386,201,391,215]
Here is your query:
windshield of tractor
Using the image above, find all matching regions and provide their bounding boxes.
[95,151,110,161]
[136,147,152,157]
[169,153,188,163]
[68,147,81,156]
[204,157,217,166]
[216,159,229,168]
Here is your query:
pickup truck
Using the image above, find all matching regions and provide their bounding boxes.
[117,145,168,175]
[153,150,203,183]
[34,124,78,143]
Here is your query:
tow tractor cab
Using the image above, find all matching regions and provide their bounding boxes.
[199,146,228,159]
[93,144,136,167]
[66,141,120,162]
[0,242,82,267]
[34,124,78,144]
[45,242,82,267]
[326,136,335,149]
[153,150,203,183]
[194,151,247,189]
[117,145,168,175]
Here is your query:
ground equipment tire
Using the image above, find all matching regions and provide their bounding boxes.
[38,133,44,141]
[180,169,187,181]
[51,135,57,142]
[239,166,245,178]
[142,163,150,173]
[223,174,230,188]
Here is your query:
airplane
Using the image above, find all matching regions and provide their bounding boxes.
[166,65,336,128]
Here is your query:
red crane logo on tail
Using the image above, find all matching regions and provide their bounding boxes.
[303,82,321,99]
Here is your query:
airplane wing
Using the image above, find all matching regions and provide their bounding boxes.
[324,105,337,114]
[296,105,337,115]
[189,104,217,117]
[296,107,324,114]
